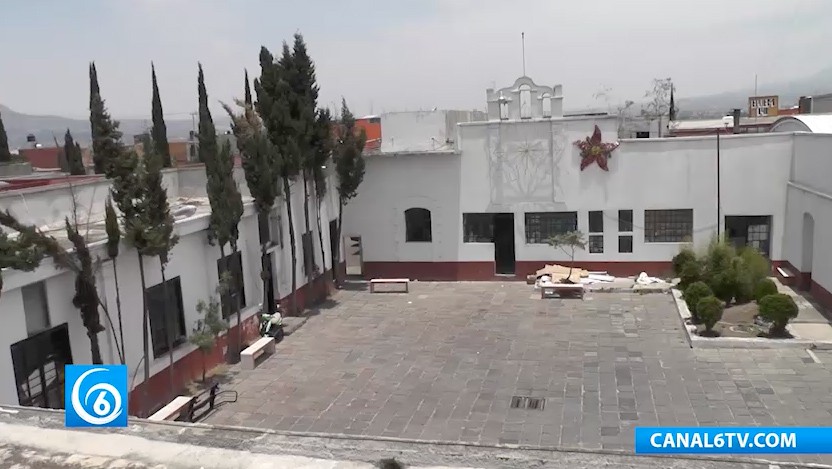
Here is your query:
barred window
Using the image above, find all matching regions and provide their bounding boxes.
[405,208,432,242]
[524,212,577,244]
[644,209,693,243]
[588,211,603,234]
[463,213,494,243]
[619,235,633,253]
[589,235,604,253]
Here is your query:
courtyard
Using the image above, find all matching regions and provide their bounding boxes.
[205,282,832,466]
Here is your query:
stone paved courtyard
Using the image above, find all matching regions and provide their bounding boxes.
[205,282,832,466]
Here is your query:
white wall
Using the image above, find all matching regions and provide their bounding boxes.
[0,166,340,407]
[347,117,797,267]
[380,111,455,153]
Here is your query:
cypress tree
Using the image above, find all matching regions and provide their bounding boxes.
[200,64,243,361]
[256,44,301,315]
[89,62,124,175]
[105,196,126,363]
[64,130,86,175]
[333,100,366,287]
[0,110,11,163]
[244,69,252,106]
[151,63,172,168]
[311,108,332,278]
[224,72,281,318]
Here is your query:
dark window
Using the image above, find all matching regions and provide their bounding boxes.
[636,131,650,138]
[618,210,633,232]
[463,213,494,243]
[217,251,246,319]
[524,212,577,244]
[22,282,50,336]
[644,209,693,243]
[588,211,604,234]
[589,235,604,253]
[405,208,432,242]
[146,277,187,358]
[619,235,633,253]
[302,232,315,275]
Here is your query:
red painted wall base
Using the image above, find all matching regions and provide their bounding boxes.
[128,262,346,417]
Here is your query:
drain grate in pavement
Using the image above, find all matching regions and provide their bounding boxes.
[510,396,545,411]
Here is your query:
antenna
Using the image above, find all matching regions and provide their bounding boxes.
[521,32,526,76]
[754,73,758,96]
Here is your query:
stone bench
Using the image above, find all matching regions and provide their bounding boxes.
[370,278,409,293]
[148,395,194,421]
[541,283,585,299]
[776,267,796,287]
[241,336,275,370]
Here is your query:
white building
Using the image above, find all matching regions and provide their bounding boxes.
[0,166,342,416]
[342,76,832,308]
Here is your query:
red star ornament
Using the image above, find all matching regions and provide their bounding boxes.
[574,125,620,171]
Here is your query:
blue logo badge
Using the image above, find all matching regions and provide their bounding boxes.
[64,365,128,428]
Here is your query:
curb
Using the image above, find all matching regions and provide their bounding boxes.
[283,317,309,335]
[670,288,832,350]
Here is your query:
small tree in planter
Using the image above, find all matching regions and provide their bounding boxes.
[754,278,778,303]
[189,282,228,383]
[696,296,724,336]
[758,293,798,338]
[546,231,586,283]
[683,281,712,323]
[671,247,697,278]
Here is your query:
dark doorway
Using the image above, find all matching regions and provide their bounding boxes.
[265,252,276,314]
[329,219,338,276]
[724,215,772,257]
[493,213,516,275]
[10,323,73,410]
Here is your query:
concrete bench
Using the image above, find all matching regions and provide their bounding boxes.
[776,267,796,287]
[241,336,275,370]
[370,278,409,293]
[148,395,194,421]
[541,283,585,299]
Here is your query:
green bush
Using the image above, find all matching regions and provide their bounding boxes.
[703,239,738,304]
[672,248,697,277]
[733,265,755,304]
[708,269,737,304]
[738,247,770,285]
[754,278,778,303]
[678,259,703,290]
[696,296,724,332]
[757,293,798,337]
[683,281,713,322]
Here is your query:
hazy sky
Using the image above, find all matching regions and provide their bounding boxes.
[2,0,831,120]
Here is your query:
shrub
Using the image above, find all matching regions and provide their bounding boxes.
[738,246,770,285]
[709,269,737,304]
[754,278,778,303]
[672,248,697,277]
[757,293,798,337]
[703,239,738,304]
[678,259,703,290]
[683,281,713,322]
[733,266,755,304]
[696,296,724,333]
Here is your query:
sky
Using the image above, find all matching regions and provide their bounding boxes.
[1,0,831,120]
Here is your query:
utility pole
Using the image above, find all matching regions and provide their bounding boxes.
[521,32,526,76]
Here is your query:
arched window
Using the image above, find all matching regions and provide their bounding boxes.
[541,93,552,118]
[498,94,509,120]
[519,84,532,119]
[405,208,432,242]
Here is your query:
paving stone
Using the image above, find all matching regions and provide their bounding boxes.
[205,283,832,465]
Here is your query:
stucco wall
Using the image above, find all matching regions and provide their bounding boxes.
[348,119,797,269]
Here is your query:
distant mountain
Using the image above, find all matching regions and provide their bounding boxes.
[676,66,832,117]
[0,104,231,149]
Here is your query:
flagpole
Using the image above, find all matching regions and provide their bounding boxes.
[521,32,526,76]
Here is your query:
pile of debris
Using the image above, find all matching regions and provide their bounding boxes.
[529,264,669,289]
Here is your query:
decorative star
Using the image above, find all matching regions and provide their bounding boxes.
[573,125,620,171]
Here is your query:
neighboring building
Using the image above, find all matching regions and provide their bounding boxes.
[0,165,342,416]
[18,146,93,171]
[355,116,382,152]
[341,75,832,313]
[799,93,832,114]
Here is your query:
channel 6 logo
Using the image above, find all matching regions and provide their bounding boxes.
[64,365,128,428]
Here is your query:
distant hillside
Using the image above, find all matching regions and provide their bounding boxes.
[0,104,231,149]
[676,66,832,117]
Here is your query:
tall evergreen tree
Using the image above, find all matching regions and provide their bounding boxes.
[89,62,124,175]
[333,100,366,287]
[256,44,302,315]
[105,196,126,363]
[64,130,86,175]
[141,133,179,399]
[286,34,322,291]
[200,64,244,362]
[0,110,11,163]
[669,84,677,122]
[0,225,42,296]
[151,63,172,168]
[224,72,281,317]
[244,69,252,106]
[311,108,332,278]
